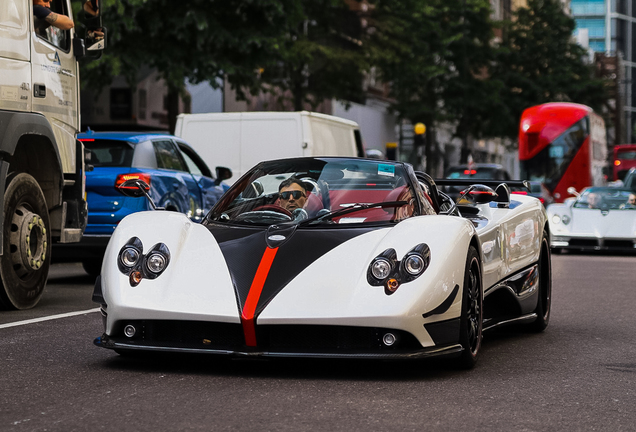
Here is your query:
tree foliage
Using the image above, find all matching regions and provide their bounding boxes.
[257,1,369,110]
[491,0,608,138]
[369,0,497,166]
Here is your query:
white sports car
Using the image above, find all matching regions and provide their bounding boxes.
[93,157,551,368]
[547,187,636,253]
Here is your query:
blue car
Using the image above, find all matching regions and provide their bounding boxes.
[53,131,231,276]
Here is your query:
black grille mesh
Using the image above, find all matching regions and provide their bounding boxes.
[112,320,421,352]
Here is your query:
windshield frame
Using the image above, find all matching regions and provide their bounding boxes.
[204,157,428,227]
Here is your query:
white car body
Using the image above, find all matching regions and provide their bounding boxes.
[93,158,551,366]
[547,187,636,252]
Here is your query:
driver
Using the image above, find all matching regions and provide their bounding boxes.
[587,192,601,209]
[278,178,308,212]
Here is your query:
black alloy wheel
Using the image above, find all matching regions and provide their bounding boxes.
[528,231,552,332]
[457,245,483,369]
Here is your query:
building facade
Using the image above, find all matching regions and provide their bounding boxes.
[572,0,634,143]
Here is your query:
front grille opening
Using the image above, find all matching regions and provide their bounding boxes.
[257,325,422,353]
[604,240,635,249]
[112,320,245,349]
[569,239,599,247]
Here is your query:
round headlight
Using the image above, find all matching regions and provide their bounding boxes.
[120,247,140,268]
[562,215,571,225]
[404,254,425,275]
[146,253,167,273]
[371,258,392,280]
[551,215,561,224]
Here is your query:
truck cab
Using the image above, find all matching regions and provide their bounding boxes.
[0,0,105,309]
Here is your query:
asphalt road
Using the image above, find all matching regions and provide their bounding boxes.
[1,254,635,432]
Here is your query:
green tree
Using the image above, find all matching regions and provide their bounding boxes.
[255,0,369,111]
[369,0,497,169]
[79,0,299,132]
[492,0,608,138]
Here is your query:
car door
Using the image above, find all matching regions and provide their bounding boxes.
[176,141,226,219]
[151,139,202,220]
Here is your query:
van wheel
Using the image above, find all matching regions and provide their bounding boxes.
[0,174,51,310]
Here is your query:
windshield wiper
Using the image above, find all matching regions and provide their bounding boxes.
[300,200,408,226]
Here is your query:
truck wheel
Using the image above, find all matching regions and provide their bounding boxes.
[0,174,51,310]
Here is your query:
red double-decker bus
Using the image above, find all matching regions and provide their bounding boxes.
[518,102,607,202]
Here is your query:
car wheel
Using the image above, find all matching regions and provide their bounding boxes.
[82,259,103,278]
[0,174,51,310]
[457,245,483,369]
[528,232,551,332]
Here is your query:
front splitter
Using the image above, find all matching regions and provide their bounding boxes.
[94,334,463,360]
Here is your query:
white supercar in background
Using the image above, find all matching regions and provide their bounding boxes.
[93,157,551,369]
[547,186,636,253]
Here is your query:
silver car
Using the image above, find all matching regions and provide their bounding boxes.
[547,187,636,252]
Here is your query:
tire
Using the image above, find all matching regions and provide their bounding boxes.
[528,232,552,332]
[82,259,103,278]
[457,245,483,369]
[0,174,51,310]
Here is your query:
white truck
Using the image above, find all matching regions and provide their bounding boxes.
[0,0,105,309]
[174,111,365,182]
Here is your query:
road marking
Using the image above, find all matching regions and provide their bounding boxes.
[0,308,100,329]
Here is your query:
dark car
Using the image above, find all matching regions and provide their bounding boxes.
[624,167,636,190]
[443,163,512,201]
[53,131,232,276]
[511,181,554,206]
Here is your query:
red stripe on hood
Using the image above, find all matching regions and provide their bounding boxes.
[241,247,279,346]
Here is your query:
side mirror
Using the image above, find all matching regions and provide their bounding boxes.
[117,179,150,198]
[215,166,232,185]
[567,187,580,197]
[84,149,94,172]
[459,184,498,204]
[117,179,164,210]
[80,0,106,54]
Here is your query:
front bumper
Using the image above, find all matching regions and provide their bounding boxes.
[94,333,463,360]
[551,236,636,252]
[94,318,464,360]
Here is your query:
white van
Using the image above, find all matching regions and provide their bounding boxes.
[174,111,364,182]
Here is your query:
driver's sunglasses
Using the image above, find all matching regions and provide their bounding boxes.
[280,190,305,200]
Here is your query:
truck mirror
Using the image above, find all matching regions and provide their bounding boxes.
[80,0,106,53]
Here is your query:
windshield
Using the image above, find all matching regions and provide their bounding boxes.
[82,139,135,167]
[206,158,426,226]
[573,188,636,210]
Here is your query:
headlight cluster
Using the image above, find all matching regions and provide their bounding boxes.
[551,214,571,225]
[367,243,431,295]
[117,237,171,287]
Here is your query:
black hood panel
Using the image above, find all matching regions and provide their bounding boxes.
[206,223,377,315]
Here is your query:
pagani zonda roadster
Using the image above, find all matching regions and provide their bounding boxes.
[93,157,551,368]
[547,186,636,253]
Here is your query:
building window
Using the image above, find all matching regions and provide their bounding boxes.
[110,88,132,120]
[139,89,147,120]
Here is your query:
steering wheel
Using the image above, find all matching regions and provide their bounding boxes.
[253,204,293,217]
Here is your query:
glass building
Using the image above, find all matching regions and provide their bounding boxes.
[572,0,635,142]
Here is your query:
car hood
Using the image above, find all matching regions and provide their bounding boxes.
[560,207,636,237]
